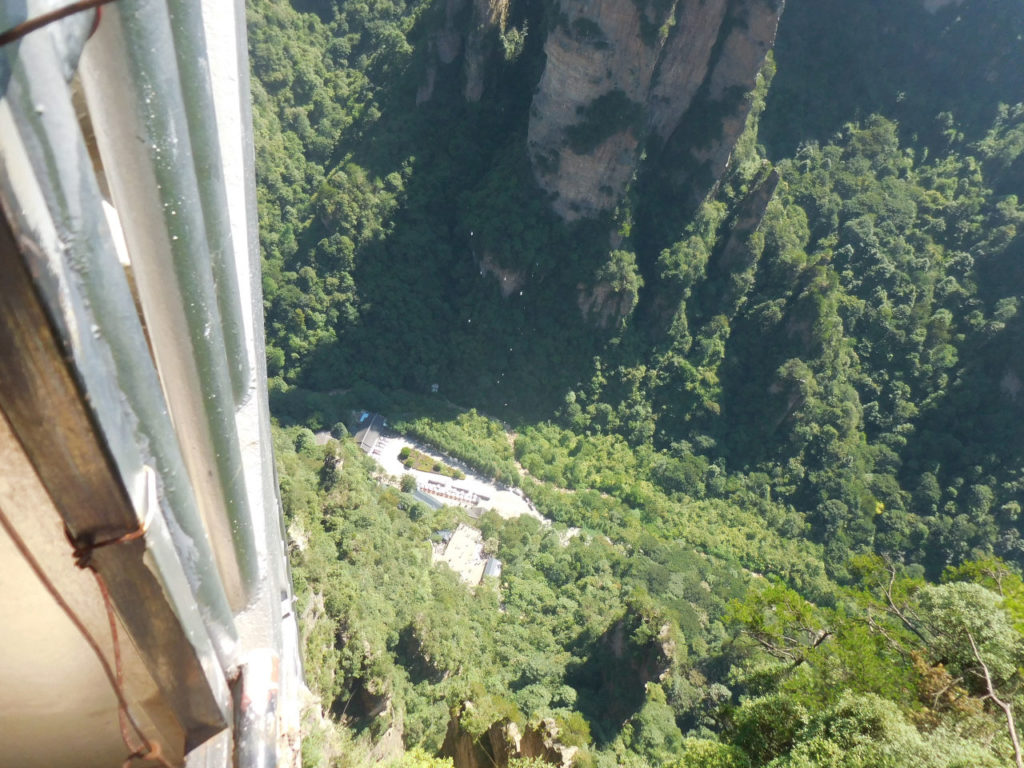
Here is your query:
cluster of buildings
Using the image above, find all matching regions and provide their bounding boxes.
[352,412,511,587]
[421,477,489,507]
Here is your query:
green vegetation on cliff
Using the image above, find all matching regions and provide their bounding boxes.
[250,0,1024,766]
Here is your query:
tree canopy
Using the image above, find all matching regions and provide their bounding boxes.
[249,0,1024,765]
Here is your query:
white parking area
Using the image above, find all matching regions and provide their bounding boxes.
[372,433,547,523]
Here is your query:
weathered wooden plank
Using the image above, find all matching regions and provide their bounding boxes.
[0,201,227,743]
[0,222,136,544]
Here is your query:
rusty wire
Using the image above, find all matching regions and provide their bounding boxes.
[0,506,173,767]
[0,0,118,47]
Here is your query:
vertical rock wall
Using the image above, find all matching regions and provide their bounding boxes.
[527,0,785,221]
[464,0,509,101]
[527,0,679,220]
[665,0,784,209]
[418,0,508,104]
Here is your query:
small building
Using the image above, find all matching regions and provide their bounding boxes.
[413,490,444,510]
[353,412,384,454]
[431,523,487,585]
[483,557,503,580]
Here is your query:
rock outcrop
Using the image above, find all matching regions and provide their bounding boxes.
[441,708,578,768]
[479,252,527,298]
[567,616,676,729]
[418,0,508,103]
[464,0,509,101]
[712,166,779,278]
[576,249,644,328]
[577,281,634,328]
[663,0,785,210]
[527,0,785,220]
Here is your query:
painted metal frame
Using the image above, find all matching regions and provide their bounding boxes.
[0,0,302,764]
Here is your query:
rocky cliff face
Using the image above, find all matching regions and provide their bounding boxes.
[418,0,508,103]
[464,0,509,101]
[527,0,785,220]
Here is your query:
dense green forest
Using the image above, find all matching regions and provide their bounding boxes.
[249,0,1024,765]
